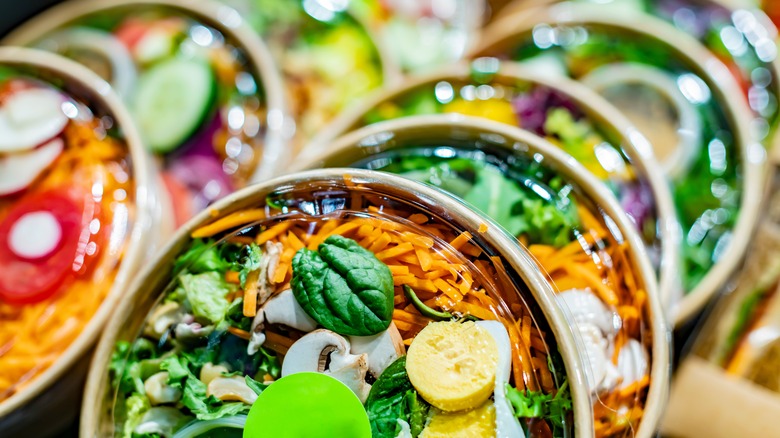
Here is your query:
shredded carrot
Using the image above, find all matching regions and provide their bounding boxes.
[242,270,260,317]
[449,231,473,250]
[192,209,266,238]
[255,222,292,245]
[0,117,132,401]
[225,271,240,284]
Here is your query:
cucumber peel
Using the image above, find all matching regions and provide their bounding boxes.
[133,56,216,153]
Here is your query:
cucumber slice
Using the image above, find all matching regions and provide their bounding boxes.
[133,57,216,153]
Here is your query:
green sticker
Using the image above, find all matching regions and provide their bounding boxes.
[244,373,371,438]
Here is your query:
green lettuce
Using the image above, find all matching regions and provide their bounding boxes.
[178,272,235,324]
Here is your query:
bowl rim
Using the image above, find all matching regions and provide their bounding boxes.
[80,166,597,437]
[2,0,291,183]
[0,47,157,419]
[473,1,768,330]
[302,59,683,315]
[294,113,671,438]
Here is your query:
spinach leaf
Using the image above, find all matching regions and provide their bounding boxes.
[291,235,394,336]
[178,272,235,324]
[365,356,429,438]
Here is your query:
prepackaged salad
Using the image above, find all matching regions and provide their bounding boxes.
[92,170,589,438]
[220,0,388,146]
[6,0,287,226]
[347,0,485,71]
[296,116,668,438]
[476,4,763,323]
[0,48,156,427]
[307,61,679,307]
[500,0,780,148]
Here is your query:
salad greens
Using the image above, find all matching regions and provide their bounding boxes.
[507,381,573,438]
[365,356,430,438]
[110,239,282,438]
[112,206,574,437]
[292,235,395,336]
[507,23,743,292]
[372,154,580,248]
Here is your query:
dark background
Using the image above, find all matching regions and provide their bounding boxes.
[0,1,61,37]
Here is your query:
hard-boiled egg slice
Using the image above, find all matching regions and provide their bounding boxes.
[0,138,63,196]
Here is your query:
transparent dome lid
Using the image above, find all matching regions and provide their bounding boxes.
[306,59,679,309]
[7,0,288,226]
[476,3,763,325]
[297,116,668,438]
[0,49,149,414]
[99,169,586,438]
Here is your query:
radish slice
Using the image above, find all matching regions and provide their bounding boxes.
[8,211,63,260]
[0,88,68,153]
[0,138,64,196]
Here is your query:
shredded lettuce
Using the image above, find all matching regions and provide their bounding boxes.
[506,380,572,438]
[178,272,235,324]
[173,239,231,274]
[123,394,151,438]
[161,355,250,421]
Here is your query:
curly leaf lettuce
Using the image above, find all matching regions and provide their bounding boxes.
[178,272,235,324]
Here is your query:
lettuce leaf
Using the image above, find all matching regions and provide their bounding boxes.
[178,272,235,324]
[506,380,572,438]
[174,239,231,274]
[123,394,151,438]
[160,355,250,421]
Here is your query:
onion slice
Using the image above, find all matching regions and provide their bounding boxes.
[0,88,68,153]
[8,210,63,260]
[0,138,64,196]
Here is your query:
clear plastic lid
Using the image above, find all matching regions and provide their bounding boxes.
[306,59,679,308]
[476,3,763,324]
[565,0,779,146]
[0,53,140,407]
[102,170,582,438]
[7,0,288,227]
[301,116,666,437]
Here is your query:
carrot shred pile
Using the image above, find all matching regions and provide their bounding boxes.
[528,205,651,436]
[191,207,559,395]
[0,119,132,401]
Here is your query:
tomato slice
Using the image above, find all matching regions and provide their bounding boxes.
[0,188,103,305]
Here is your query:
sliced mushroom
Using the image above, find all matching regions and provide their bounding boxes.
[349,322,405,378]
[577,323,619,394]
[199,362,230,385]
[616,339,648,389]
[144,372,182,405]
[557,289,623,395]
[144,302,183,339]
[247,288,317,355]
[261,241,283,295]
[476,320,524,438]
[134,407,189,437]
[557,289,620,336]
[206,375,258,404]
[281,329,371,402]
